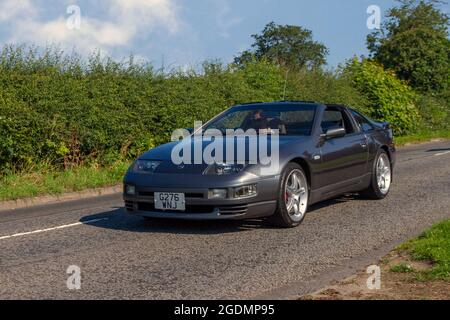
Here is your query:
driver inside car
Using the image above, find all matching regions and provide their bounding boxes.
[243,110,287,134]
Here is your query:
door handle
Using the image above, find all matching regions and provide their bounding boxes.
[360,142,367,149]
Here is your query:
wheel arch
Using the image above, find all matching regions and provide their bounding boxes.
[288,157,312,189]
[380,145,390,160]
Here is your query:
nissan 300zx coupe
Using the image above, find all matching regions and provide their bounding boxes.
[123,101,395,228]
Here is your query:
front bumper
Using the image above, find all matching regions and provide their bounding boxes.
[123,173,279,220]
[124,200,277,220]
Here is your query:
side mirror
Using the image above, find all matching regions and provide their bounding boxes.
[323,127,346,140]
[185,128,194,134]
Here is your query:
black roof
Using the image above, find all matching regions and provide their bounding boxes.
[238,100,319,106]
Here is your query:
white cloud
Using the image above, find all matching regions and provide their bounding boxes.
[110,0,180,34]
[11,16,133,54]
[0,0,35,22]
[1,0,182,54]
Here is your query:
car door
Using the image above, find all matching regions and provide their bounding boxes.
[315,106,369,190]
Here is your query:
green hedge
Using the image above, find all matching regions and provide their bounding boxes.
[0,46,439,174]
[344,59,421,135]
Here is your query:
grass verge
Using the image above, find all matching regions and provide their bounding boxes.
[394,129,450,146]
[0,161,130,201]
[398,220,450,281]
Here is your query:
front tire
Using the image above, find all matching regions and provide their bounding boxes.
[360,149,392,199]
[269,163,309,228]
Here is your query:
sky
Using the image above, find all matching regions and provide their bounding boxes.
[0,0,447,69]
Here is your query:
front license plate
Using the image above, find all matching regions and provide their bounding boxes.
[154,192,185,211]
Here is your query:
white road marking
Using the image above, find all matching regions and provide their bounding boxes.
[435,151,450,156]
[0,218,109,241]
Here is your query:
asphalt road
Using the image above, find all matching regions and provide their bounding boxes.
[0,141,449,299]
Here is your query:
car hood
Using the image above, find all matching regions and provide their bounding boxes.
[138,136,309,174]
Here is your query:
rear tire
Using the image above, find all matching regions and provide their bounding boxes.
[268,163,309,228]
[360,149,392,199]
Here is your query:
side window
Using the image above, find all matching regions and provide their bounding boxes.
[321,108,355,134]
[351,110,374,133]
[210,111,250,131]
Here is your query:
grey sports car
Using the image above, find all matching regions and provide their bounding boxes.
[123,101,395,228]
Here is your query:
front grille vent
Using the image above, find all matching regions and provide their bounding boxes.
[218,205,248,216]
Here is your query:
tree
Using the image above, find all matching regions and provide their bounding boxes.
[234,22,328,70]
[367,0,450,94]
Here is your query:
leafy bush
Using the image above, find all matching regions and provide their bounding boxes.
[0,46,441,175]
[344,59,421,135]
[0,47,290,173]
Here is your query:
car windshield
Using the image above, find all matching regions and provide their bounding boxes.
[204,104,317,136]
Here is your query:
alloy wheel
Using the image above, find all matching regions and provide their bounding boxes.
[376,153,391,195]
[284,169,308,222]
